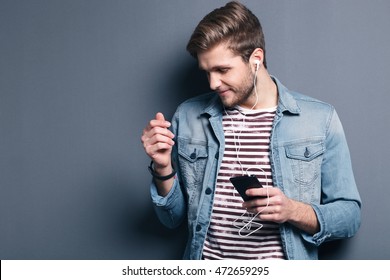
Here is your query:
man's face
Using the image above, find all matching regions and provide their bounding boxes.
[198,43,255,109]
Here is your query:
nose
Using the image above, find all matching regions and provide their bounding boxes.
[208,73,222,91]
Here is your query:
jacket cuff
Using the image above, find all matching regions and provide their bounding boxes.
[301,204,331,246]
[150,177,180,208]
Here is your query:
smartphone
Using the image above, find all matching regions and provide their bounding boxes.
[230,175,263,201]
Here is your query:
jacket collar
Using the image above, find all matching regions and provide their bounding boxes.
[202,93,224,117]
[272,76,301,115]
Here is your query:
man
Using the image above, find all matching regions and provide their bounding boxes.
[141,1,361,260]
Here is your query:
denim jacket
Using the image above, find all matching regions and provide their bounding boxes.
[150,77,361,260]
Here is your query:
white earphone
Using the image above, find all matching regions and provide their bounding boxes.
[254,59,261,71]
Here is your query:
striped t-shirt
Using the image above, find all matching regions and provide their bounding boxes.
[202,106,285,260]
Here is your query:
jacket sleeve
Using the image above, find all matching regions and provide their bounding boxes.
[150,177,186,229]
[302,109,362,246]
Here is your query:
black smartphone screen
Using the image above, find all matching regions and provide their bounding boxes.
[229,175,263,201]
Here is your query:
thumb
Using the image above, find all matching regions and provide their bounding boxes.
[155,112,165,122]
[155,112,171,127]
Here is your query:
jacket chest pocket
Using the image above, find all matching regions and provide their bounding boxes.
[285,141,324,186]
[177,138,209,203]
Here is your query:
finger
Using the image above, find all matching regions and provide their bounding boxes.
[246,202,276,213]
[245,186,277,198]
[144,127,174,144]
[155,112,165,121]
[153,126,174,138]
[155,112,171,128]
[150,132,175,146]
[143,128,175,148]
[242,197,269,209]
[142,135,171,151]
[147,119,171,130]
[246,206,271,215]
[148,117,171,131]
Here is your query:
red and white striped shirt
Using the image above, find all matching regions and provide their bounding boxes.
[202,106,285,260]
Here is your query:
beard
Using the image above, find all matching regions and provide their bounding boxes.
[219,68,256,109]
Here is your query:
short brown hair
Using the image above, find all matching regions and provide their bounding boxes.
[186,1,267,68]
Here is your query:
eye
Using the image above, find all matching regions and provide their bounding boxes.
[218,68,229,73]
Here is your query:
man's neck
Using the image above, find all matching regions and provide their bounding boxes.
[251,71,278,110]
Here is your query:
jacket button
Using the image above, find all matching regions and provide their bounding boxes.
[215,153,219,159]
[205,188,212,195]
[196,225,202,231]
[190,148,197,159]
[304,147,310,158]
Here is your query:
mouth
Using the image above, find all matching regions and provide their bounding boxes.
[217,89,231,97]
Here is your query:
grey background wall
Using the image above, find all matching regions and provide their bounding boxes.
[1,0,389,260]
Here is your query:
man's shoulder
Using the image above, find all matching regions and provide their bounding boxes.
[293,91,335,111]
[283,88,335,113]
[290,90,329,104]
[273,76,335,113]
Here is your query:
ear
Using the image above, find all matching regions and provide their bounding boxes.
[249,48,264,70]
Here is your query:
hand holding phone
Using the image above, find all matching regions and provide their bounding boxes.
[229,175,263,201]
